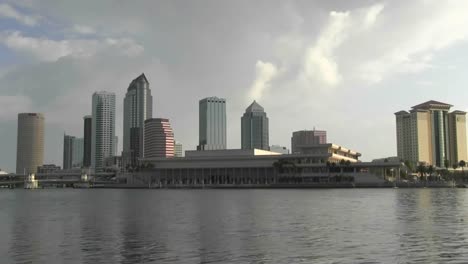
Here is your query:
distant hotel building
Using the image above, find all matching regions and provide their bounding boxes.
[123,73,153,168]
[144,118,175,158]
[291,129,327,154]
[16,113,45,174]
[241,101,269,150]
[395,100,467,167]
[91,91,116,171]
[197,97,226,150]
[83,115,92,168]
[175,142,183,157]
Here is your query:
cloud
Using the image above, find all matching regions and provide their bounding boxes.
[73,24,96,35]
[0,95,32,121]
[301,11,350,87]
[0,3,39,26]
[0,31,144,61]
[248,60,278,102]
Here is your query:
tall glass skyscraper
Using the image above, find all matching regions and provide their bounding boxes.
[197,97,226,150]
[241,100,269,150]
[83,115,92,168]
[123,73,152,168]
[91,91,116,171]
[63,134,75,170]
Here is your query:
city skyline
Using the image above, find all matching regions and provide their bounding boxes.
[2,1,468,171]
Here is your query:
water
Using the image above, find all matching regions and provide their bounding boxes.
[1,189,468,263]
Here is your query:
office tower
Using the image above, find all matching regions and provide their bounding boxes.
[395,100,468,167]
[174,142,183,157]
[72,138,84,168]
[63,134,75,170]
[144,118,174,158]
[123,73,153,168]
[241,100,269,150]
[83,115,92,168]
[16,113,45,174]
[291,129,327,154]
[91,91,116,171]
[197,97,226,150]
[114,136,118,156]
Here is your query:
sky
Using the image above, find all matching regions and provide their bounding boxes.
[1,0,468,172]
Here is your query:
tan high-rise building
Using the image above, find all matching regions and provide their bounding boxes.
[395,100,467,167]
[16,113,45,174]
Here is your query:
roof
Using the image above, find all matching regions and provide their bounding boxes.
[451,110,467,115]
[128,73,149,91]
[411,100,453,110]
[245,100,264,112]
[394,110,409,115]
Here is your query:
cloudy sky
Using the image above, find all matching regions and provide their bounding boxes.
[1,0,468,172]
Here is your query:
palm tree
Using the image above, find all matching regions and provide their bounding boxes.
[417,164,426,183]
[427,165,434,182]
[459,160,466,182]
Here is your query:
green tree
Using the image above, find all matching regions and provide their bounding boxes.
[417,164,426,182]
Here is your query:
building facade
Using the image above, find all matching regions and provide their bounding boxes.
[37,164,61,174]
[197,97,226,150]
[91,91,116,171]
[63,134,75,170]
[144,118,175,158]
[291,130,327,154]
[270,145,290,154]
[175,142,183,157]
[123,73,153,169]
[241,101,269,150]
[72,138,84,168]
[395,100,468,167]
[16,113,45,174]
[83,115,92,168]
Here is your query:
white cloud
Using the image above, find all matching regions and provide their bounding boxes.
[0,96,32,121]
[0,3,39,26]
[302,11,350,87]
[73,24,96,35]
[248,60,278,102]
[0,31,144,61]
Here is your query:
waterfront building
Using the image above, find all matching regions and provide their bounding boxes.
[72,138,84,168]
[290,143,361,162]
[132,148,399,187]
[197,97,226,150]
[123,73,153,169]
[37,164,61,174]
[241,101,269,150]
[291,130,327,154]
[395,100,467,167]
[270,145,290,154]
[83,115,92,168]
[175,142,183,157]
[91,91,116,171]
[16,113,45,174]
[63,134,75,170]
[144,118,175,158]
[104,156,122,172]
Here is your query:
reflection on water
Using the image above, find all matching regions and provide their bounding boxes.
[1,189,468,263]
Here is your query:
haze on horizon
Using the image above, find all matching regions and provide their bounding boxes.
[1,0,468,172]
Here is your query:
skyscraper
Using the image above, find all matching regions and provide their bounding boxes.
[291,130,327,154]
[395,100,468,167]
[144,118,174,158]
[16,113,45,174]
[72,138,84,168]
[198,97,226,150]
[91,91,116,171]
[123,73,153,168]
[241,100,269,150]
[63,134,75,170]
[83,115,92,168]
